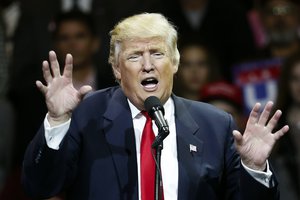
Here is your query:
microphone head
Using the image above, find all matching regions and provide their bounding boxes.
[144,96,165,119]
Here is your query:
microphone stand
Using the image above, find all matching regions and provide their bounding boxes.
[153,135,164,200]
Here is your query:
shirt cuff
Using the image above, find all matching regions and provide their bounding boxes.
[241,160,274,188]
[44,113,71,150]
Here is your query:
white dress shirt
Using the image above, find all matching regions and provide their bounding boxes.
[44,97,273,199]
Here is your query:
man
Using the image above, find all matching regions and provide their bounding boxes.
[22,13,288,199]
[258,0,300,59]
[51,10,109,91]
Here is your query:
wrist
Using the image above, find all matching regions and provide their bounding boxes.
[47,112,71,127]
[242,159,267,171]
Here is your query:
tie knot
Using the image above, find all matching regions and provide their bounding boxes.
[141,111,151,121]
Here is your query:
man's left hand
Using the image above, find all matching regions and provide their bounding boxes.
[233,101,289,171]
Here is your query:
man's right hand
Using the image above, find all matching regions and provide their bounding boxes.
[36,51,92,126]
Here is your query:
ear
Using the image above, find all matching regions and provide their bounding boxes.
[173,64,178,74]
[112,64,121,80]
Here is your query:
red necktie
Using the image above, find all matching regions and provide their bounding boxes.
[140,111,156,200]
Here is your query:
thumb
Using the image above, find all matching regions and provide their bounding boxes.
[36,80,47,94]
[232,130,243,146]
[78,85,93,99]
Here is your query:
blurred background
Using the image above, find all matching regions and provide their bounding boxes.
[0,0,300,199]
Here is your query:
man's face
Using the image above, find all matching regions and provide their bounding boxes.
[262,0,299,46]
[113,38,178,110]
[55,20,99,69]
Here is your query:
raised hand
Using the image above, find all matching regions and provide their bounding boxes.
[36,51,92,126]
[232,101,289,171]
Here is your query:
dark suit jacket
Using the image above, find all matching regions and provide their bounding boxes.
[22,86,279,199]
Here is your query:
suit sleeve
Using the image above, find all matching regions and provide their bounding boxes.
[21,117,81,199]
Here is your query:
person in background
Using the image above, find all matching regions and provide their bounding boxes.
[9,9,109,172]
[271,51,300,200]
[200,81,247,132]
[173,39,221,101]
[230,0,300,119]
[51,10,101,91]
[0,0,15,191]
[1,9,111,200]
[22,13,288,200]
[162,0,256,81]
[257,0,300,59]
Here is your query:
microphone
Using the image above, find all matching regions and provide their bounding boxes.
[144,96,170,148]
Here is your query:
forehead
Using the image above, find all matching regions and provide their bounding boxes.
[181,46,207,59]
[57,20,91,33]
[121,37,168,53]
[181,45,206,54]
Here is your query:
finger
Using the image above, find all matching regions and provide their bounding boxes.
[257,101,273,126]
[273,125,289,140]
[266,109,282,130]
[63,54,73,79]
[78,85,93,99]
[49,50,61,77]
[232,130,243,146]
[42,60,53,83]
[36,80,47,94]
[247,103,261,125]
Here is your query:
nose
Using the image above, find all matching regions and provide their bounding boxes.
[142,52,154,72]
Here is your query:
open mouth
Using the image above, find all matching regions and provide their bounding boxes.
[141,77,158,90]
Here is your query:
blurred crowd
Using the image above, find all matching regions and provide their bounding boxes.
[0,0,300,199]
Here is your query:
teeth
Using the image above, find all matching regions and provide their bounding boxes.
[144,84,156,88]
[145,78,155,81]
[141,78,158,86]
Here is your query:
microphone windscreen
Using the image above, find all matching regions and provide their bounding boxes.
[144,96,164,118]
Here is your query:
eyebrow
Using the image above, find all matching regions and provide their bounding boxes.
[124,45,167,54]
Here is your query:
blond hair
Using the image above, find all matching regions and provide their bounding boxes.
[108,13,180,68]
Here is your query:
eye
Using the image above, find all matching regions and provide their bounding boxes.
[151,52,164,59]
[127,54,140,62]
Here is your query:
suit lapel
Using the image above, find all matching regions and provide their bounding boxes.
[173,96,204,200]
[102,88,138,199]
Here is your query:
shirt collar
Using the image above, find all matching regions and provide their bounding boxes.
[127,97,174,120]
